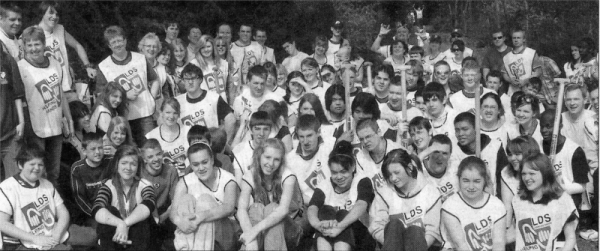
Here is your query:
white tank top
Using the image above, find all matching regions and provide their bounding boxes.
[183,168,238,205]
[175,91,221,128]
[42,24,71,91]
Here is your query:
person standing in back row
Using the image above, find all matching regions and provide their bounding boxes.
[502,28,542,95]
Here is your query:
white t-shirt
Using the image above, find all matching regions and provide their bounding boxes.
[90,104,112,133]
[441,193,506,250]
[447,57,463,76]
[431,108,459,145]
[383,56,411,76]
[422,159,459,202]
[481,124,509,152]
[512,193,577,251]
[176,91,225,128]
[282,51,309,73]
[145,124,191,176]
[561,110,598,168]
[450,136,506,195]
[448,87,494,114]
[232,140,257,185]
[230,41,263,80]
[502,47,538,95]
[380,103,425,123]
[505,120,543,150]
[232,88,283,120]
[190,58,229,102]
[286,140,335,205]
[355,139,403,192]
[0,177,69,249]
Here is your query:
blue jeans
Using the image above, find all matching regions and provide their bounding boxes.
[28,134,63,186]
[129,116,157,146]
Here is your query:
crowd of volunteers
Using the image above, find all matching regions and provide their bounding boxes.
[0,1,598,250]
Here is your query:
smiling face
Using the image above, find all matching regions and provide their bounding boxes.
[19,157,45,184]
[301,65,318,83]
[24,39,45,62]
[188,28,202,45]
[142,147,163,173]
[189,149,215,182]
[161,104,180,127]
[462,69,478,89]
[314,41,328,56]
[388,84,404,109]
[173,44,186,62]
[299,101,315,116]
[0,10,22,37]
[108,36,127,55]
[521,163,543,193]
[392,43,406,57]
[387,163,412,190]
[260,146,283,176]
[357,126,381,152]
[481,97,500,123]
[415,96,426,114]
[215,40,227,57]
[254,30,267,46]
[143,39,159,59]
[564,89,585,115]
[78,115,92,133]
[42,6,59,28]
[110,127,126,146]
[515,104,534,125]
[508,151,523,172]
[459,168,486,201]
[117,155,138,182]
[454,121,476,147]
[374,71,391,93]
[395,27,409,41]
[410,127,431,151]
[434,65,450,85]
[425,96,446,117]
[84,140,104,165]
[200,40,213,58]
[405,68,419,90]
[165,24,179,40]
[330,162,353,190]
[157,52,170,65]
[108,90,123,109]
[321,69,335,84]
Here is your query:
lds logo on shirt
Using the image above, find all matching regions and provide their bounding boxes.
[35,73,61,105]
[21,195,56,235]
[163,146,187,171]
[509,58,526,78]
[205,70,226,93]
[464,216,493,251]
[304,168,326,190]
[114,68,142,92]
[181,109,206,127]
[393,207,424,228]
[44,39,64,66]
[518,214,552,250]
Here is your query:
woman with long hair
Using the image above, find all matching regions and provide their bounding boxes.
[93,145,156,250]
[441,156,506,251]
[170,143,239,250]
[190,35,229,101]
[501,135,540,247]
[513,153,579,251]
[284,71,312,127]
[237,139,303,250]
[167,38,188,96]
[307,141,375,251]
[103,116,135,156]
[263,62,286,96]
[215,36,239,102]
[369,149,442,250]
[90,81,128,134]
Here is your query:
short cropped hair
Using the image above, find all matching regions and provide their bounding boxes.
[142,138,162,152]
[0,4,22,17]
[82,132,104,149]
[454,111,476,128]
[249,111,273,128]
[356,118,379,134]
[373,64,395,79]
[486,70,502,81]
[409,46,424,56]
[409,116,432,133]
[564,83,589,99]
[21,26,45,45]
[181,63,204,79]
[296,114,321,133]
[247,65,268,83]
[429,134,453,153]
[423,81,446,101]
[103,26,126,46]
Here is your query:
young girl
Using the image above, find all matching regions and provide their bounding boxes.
[504,94,543,149]
[145,98,190,176]
[264,62,286,97]
[191,35,229,102]
[501,135,540,246]
[103,116,135,156]
[480,92,508,150]
[276,64,289,91]
[284,71,312,127]
[93,145,156,250]
[307,141,375,251]
[369,148,442,250]
[90,81,127,134]
[170,143,239,250]
[441,156,506,251]
[0,146,71,250]
[167,38,188,96]
[513,153,579,251]
[237,139,304,250]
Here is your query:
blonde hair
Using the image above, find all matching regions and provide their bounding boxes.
[137,32,161,54]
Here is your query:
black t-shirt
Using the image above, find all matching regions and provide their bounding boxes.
[186,90,233,122]
[0,42,25,141]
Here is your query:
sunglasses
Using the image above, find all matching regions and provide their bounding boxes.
[493,36,504,40]
[518,95,534,104]
[451,48,461,52]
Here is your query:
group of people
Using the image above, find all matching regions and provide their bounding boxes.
[0,1,598,251]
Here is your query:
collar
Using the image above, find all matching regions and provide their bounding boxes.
[110,51,132,65]
[186,90,207,103]
[376,95,389,104]
[14,174,40,189]
[512,46,527,54]
[0,28,15,40]
[518,120,538,137]
[461,86,483,98]
[295,137,324,160]
[457,134,492,155]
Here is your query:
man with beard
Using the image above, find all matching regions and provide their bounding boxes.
[451,112,509,196]
[379,78,424,126]
[418,134,458,202]
[355,119,402,192]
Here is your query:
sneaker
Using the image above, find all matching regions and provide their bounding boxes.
[580,229,599,241]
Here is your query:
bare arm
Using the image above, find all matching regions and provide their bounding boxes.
[149,79,161,99]
[197,181,239,223]
[65,31,96,78]
[224,113,236,145]
[281,134,293,153]
[492,215,506,251]
[0,212,57,247]
[559,218,578,251]
[51,204,70,244]
[371,24,391,53]
[441,210,470,250]
[500,182,516,243]
[14,99,24,138]
[236,180,254,233]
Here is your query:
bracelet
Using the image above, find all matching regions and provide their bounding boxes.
[84,63,95,69]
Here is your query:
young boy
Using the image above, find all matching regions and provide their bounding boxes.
[141,139,179,250]
[232,111,273,184]
[418,134,458,201]
[371,64,394,110]
[414,87,427,116]
[380,78,424,126]
[423,82,458,144]
[69,132,110,246]
[448,60,493,114]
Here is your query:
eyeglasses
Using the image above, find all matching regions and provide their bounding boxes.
[493,36,504,40]
[451,48,461,52]
[182,76,200,81]
[144,45,158,49]
[110,39,125,46]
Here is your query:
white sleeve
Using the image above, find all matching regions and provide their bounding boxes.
[368,193,389,245]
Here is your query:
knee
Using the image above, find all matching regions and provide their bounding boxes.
[196,194,218,211]
[318,205,337,221]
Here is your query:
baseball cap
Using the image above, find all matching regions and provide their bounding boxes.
[332,21,344,29]
[451,29,463,37]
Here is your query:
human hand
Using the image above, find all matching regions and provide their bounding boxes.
[381,113,398,126]
[15,123,24,139]
[103,145,117,156]
[323,225,344,238]
[338,130,354,143]
[32,236,58,249]
[113,221,131,245]
[86,68,97,79]
[379,24,391,36]
[239,228,259,245]
[398,120,408,133]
